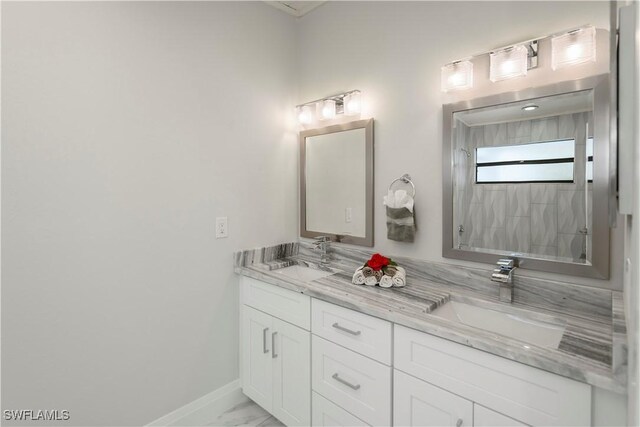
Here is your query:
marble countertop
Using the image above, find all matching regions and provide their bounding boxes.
[235,249,625,394]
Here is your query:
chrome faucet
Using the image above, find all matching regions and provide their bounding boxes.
[313,236,333,265]
[491,258,517,303]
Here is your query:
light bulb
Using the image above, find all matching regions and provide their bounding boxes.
[490,45,528,82]
[441,60,473,92]
[448,72,465,87]
[551,26,596,70]
[320,99,336,120]
[344,92,362,115]
[566,43,584,61]
[297,105,313,125]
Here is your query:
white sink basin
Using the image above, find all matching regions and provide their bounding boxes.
[273,265,336,282]
[432,300,566,349]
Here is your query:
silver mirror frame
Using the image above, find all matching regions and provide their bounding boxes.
[442,75,612,279]
[300,118,374,247]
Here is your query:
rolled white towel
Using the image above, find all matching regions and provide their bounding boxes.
[392,270,406,287]
[395,266,406,275]
[352,267,366,285]
[379,275,393,288]
[364,276,378,286]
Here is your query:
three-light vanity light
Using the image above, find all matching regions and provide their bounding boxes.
[441,26,597,92]
[296,90,362,125]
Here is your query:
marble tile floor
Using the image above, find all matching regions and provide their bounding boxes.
[207,398,285,426]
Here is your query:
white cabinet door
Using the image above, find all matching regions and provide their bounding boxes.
[394,370,473,427]
[242,305,273,412]
[474,405,528,427]
[312,392,369,427]
[272,318,311,426]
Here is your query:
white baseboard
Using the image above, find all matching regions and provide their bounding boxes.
[146,379,247,427]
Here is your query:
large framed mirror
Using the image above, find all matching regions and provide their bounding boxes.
[300,119,374,246]
[443,75,612,278]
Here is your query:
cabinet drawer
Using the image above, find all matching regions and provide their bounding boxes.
[474,405,528,427]
[312,392,369,426]
[312,336,391,426]
[241,276,310,330]
[312,299,392,365]
[394,325,591,426]
[394,369,473,427]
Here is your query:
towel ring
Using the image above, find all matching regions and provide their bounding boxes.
[388,174,415,197]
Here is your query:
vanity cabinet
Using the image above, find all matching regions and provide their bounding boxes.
[240,277,311,426]
[239,276,614,427]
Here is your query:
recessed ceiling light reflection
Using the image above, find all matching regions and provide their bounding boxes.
[521,104,539,112]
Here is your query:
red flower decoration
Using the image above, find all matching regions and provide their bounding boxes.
[367,253,390,271]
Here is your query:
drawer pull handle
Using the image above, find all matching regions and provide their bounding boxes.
[456,419,463,427]
[272,331,278,358]
[332,373,361,390]
[263,327,269,354]
[332,323,361,336]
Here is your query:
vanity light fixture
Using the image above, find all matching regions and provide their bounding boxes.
[439,25,596,88]
[441,60,473,92]
[490,44,529,82]
[296,90,362,125]
[551,26,596,70]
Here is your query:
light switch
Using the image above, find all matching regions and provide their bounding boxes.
[345,208,352,223]
[215,217,228,238]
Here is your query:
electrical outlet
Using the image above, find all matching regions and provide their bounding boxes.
[215,217,228,238]
[345,207,352,223]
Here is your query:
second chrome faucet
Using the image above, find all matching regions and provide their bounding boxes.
[491,258,517,303]
[313,236,333,265]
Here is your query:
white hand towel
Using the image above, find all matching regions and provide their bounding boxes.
[364,276,378,286]
[392,269,406,287]
[383,190,395,208]
[379,275,393,288]
[352,267,366,285]
[384,189,414,213]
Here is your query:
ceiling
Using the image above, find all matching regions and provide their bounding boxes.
[264,1,326,17]
[455,90,593,127]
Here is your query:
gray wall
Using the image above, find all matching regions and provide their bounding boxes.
[1,2,297,425]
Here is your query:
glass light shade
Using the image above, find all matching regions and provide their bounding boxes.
[490,45,528,82]
[441,61,473,92]
[551,26,596,70]
[297,105,313,125]
[319,99,336,120]
[343,91,362,115]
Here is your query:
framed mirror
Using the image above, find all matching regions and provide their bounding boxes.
[300,119,374,246]
[443,75,612,278]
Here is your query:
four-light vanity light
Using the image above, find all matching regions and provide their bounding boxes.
[441,26,597,92]
[296,90,362,125]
